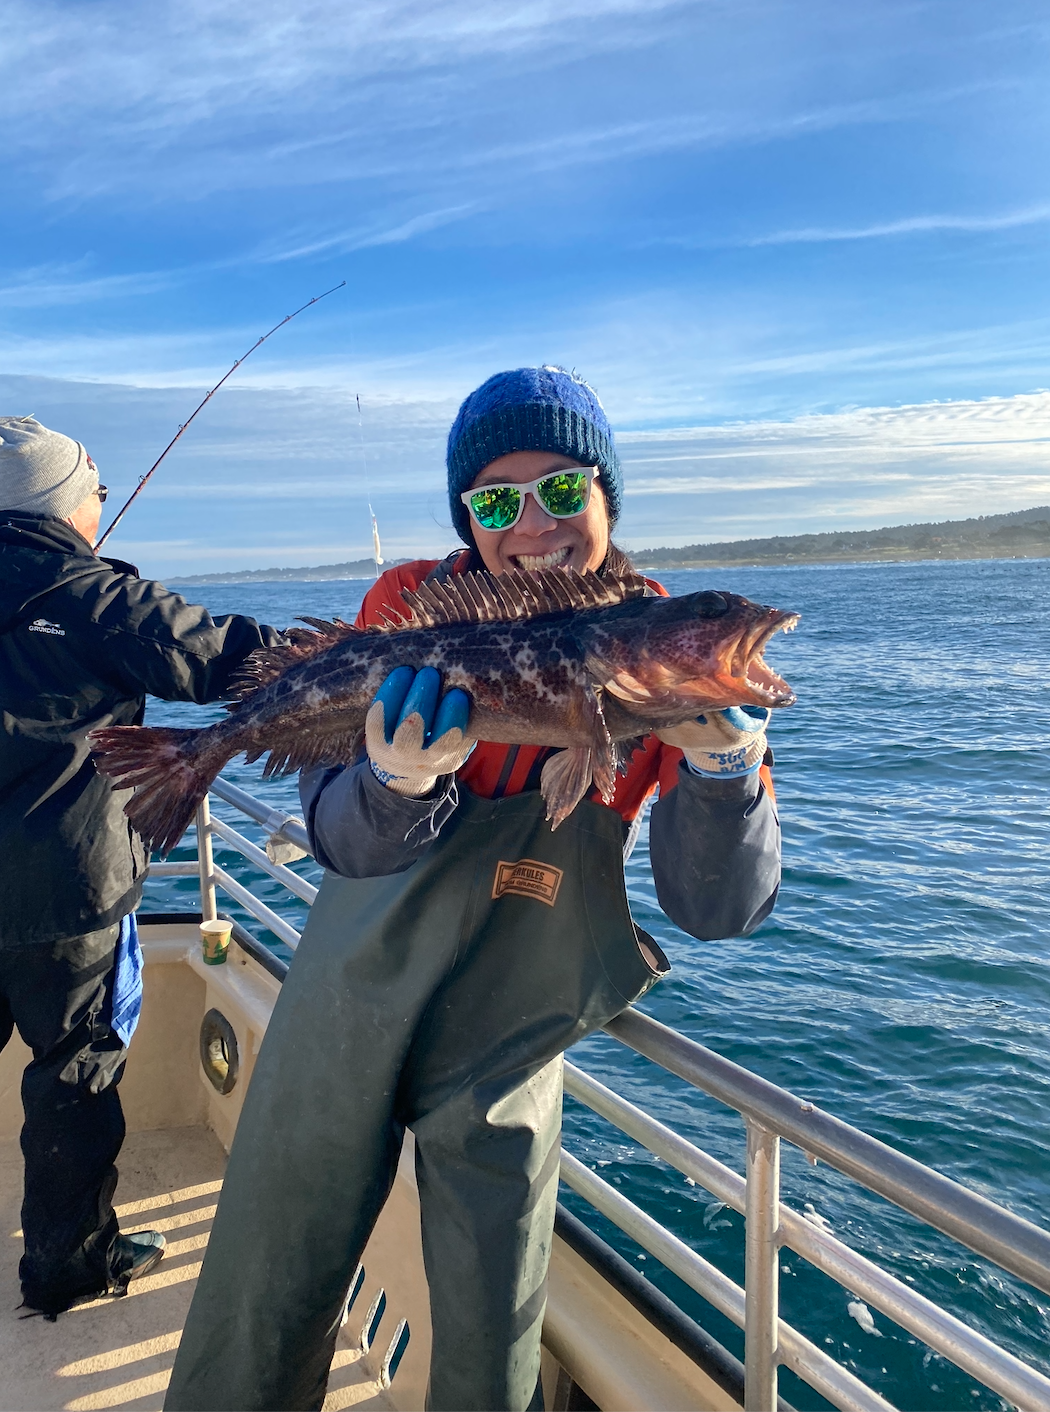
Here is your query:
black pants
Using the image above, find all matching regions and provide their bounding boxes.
[0,926,129,1314]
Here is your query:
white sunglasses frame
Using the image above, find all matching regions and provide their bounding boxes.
[460,466,599,531]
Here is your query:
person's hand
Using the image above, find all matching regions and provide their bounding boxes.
[365,666,474,797]
[656,706,770,779]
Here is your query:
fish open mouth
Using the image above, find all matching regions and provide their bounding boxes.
[737,610,799,706]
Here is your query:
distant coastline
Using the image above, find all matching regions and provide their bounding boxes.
[173,557,412,585]
[631,504,1050,570]
[170,506,1050,582]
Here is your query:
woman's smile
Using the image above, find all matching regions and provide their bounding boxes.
[468,450,610,576]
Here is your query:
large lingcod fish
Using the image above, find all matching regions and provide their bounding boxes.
[90,567,798,854]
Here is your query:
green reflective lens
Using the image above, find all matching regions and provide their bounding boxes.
[465,468,593,530]
[468,485,521,530]
[536,471,589,517]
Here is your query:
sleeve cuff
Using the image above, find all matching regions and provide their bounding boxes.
[360,757,456,813]
[677,761,762,799]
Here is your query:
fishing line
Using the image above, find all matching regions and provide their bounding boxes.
[95,280,347,552]
[357,392,384,579]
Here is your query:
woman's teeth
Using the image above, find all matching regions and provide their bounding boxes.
[513,546,571,571]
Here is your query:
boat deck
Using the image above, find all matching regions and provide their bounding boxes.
[0,1126,406,1412]
[1,1127,218,1412]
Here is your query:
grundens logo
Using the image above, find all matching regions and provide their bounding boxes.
[492,858,564,907]
[28,618,65,636]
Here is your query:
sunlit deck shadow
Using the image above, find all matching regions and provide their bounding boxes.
[0,1127,222,1411]
[0,1127,402,1411]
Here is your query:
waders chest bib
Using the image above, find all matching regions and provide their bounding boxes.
[166,788,667,1412]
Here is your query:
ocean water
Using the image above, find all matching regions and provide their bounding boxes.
[144,557,1050,1411]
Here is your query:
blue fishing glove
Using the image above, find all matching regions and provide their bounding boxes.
[365,666,474,797]
[656,705,770,779]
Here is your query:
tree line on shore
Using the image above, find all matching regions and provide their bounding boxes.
[631,504,1050,569]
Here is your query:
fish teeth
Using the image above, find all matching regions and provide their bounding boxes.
[514,546,571,571]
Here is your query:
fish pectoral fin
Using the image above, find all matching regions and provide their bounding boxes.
[613,735,648,773]
[540,748,595,831]
[587,651,721,709]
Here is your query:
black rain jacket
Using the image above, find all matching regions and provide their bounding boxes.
[0,513,281,945]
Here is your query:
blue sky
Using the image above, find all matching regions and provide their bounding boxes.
[2,1,1049,574]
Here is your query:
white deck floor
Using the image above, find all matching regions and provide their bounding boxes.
[0,1127,400,1412]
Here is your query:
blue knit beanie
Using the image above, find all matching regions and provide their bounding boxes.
[447,366,623,543]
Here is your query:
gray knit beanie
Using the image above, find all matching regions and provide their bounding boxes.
[0,416,97,519]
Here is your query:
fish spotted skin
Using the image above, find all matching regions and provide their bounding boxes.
[89,568,797,854]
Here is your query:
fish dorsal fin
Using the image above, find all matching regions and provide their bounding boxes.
[225,616,357,705]
[295,615,357,642]
[399,568,646,629]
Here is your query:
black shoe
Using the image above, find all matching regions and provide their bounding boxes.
[18,1229,167,1318]
[110,1230,166,1297]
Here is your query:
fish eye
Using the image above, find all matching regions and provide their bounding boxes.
[694,592,729,617]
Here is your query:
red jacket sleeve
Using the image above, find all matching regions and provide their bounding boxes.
[355,561,440,629]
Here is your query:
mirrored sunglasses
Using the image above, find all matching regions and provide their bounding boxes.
[461,467,597,532]
[96,484,108,503]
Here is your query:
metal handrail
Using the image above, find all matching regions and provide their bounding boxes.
[142,775,1050,1412]
[147,861,197,877]
[209,816,318,905]
[604,1007,1050,1299]
[208,775,311,854]
[210,864,303,950]
[563,1063,1050,1412]
[560,1150,896,1412]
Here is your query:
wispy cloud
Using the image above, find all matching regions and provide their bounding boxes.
[744,202,1050,247]
[0,0,681,176]
[615,390,1050,545]
[0,201,482,318]
[619,388,1050,457]
[256,204,483,264]
[0,0,1013,209]
[113,539,426,566]
[624,475,823,494]
[268,88,982,187]
[0,263,181,309]
[7,282,1050,426]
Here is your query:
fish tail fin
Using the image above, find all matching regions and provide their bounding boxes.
[90,724,231,857]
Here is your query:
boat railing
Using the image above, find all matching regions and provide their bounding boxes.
[146,777,1050,1412]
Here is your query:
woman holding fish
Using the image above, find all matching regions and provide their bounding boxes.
[157,367,794,1412]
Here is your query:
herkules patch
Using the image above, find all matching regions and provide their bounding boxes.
[492,858,564,906]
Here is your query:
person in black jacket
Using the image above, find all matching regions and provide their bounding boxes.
[0,415,282,1317]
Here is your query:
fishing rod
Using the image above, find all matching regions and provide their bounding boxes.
[95,280,347,552]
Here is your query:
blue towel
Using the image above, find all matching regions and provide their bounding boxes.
[111,913,143,1047]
